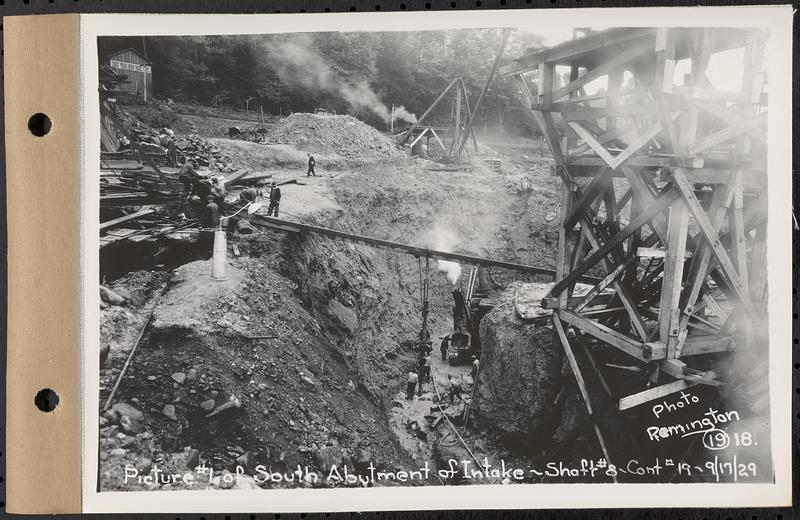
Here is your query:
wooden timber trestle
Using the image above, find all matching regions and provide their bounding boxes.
[499,27,768,468]
[251,214,600,282]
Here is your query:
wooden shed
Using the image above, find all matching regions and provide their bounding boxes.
[107,48,153,102]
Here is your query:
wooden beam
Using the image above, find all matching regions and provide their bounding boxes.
[728,174,749,293]
[568,122,618,167]
[498,28,654,77]
[456,29,510,158]
[100,207,155,231]
[398,78,459,145]
[684,97,765,143]
[572,121,636,155]
[618,379,699,411]
[537,63,567,167]
[564,167,609,229]
[573,255,637,312]
[552,315,616,477]
[545,44,650,103]
[555,183,573,307]
[557,310,654,361]
[409,127,430,148]
[680,334,737,357]
[671,169,756,318]
[659,199,690,358]
[562,102,666,122]
[749,222,768,307]
[549,187,679,296]
[579,218,649,341]
[687,112,768,155]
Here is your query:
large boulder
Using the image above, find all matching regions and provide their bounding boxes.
[473,282,563,447]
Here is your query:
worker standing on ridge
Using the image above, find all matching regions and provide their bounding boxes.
[179,159,198,195]
[204,195,220,229]
[405,370,418,400]
[440,335,450,361]
[267,181,281,217]
[307,154,316,177]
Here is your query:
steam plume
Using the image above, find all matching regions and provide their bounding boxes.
[392,105,418,124]
[424,223,462,285]
[260,35,416,124]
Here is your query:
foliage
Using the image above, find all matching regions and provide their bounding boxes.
[98,29,546,137]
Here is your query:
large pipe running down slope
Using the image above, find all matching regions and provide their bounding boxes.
[251,214,600,283]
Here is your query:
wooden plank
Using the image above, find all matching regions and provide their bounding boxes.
[618,379,699,411]
[498,27,654,77]
[552,315,616,478]
[549,187,679,297]
[620,166,669,241]
[541,293,613,309]
[671,169,755,318]
[569,155,705,169]
[537,63,567,167]
[545,44,650,103]
[673,175,736,356]
[684,97,765,143]
[687,112,768,155]
[555,183,573,307]
[659,198,690,358]
[564,167,609,229]
[609,120,671,169]
[579,219,649,341]
[562,102,666,122]
[409,127,430,148]
[399,78,459,145]
[456,29,510,158]
[557,310,652,361]
[573,255,636,312]
[99,208,155,231]
[680,334,737,357]
[568,122,618,168]
[637,247,692,259]
[749,222,768,306]
[728,176,749,293]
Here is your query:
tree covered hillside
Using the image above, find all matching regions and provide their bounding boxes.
[99,29,545,136]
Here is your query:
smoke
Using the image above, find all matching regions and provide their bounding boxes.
[392,105,417,125]
[260,34,416,124]
[423,223,462,285]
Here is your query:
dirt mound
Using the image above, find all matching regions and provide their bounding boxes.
[473,282,563,447]
[266,113,401,159]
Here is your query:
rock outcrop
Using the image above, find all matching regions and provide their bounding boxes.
[473,282,563,447]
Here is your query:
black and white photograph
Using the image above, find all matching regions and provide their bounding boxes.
[83,8,792,511]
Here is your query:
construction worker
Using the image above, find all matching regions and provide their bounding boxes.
[307,154,316,177]
[447,374,462,404]
[440,335,450,361]
[188,194,204,221]
[417,356,430,396]
[267,182,281,217]
[239,186,259,204]
[204,195,220,229]
[471,357,480,381]
[179,159,197,194]
[405,370,418,400]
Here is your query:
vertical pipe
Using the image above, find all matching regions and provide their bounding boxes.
[212,230,228,280]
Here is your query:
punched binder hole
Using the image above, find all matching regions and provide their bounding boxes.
[34,388,59,412]
[27,113,52,137]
